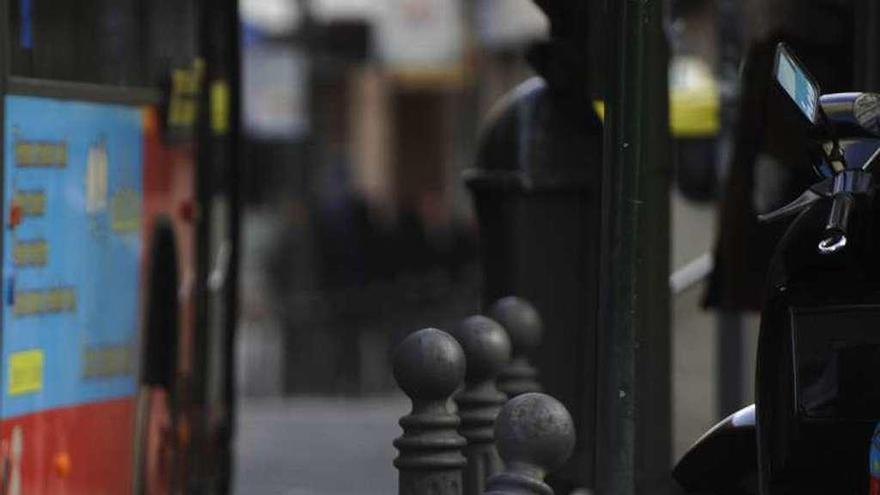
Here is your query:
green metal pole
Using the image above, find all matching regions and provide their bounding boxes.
[595,0,672,493]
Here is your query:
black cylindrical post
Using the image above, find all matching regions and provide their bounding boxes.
[393,328,468,495]
[595,0,672,493]
[488,297,543,398]
[718,311,745,417]
[194,0,241,491]
[452,315,512,495]
[715,0,746,422]
[483,393,576,495]
[464,1,603,486]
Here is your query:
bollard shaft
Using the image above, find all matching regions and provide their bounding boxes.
[489,297,543,398]
[452,315,511,495]
[393,328,468,495]
[457,384,506,495]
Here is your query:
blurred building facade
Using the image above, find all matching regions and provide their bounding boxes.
[236,0,547,396]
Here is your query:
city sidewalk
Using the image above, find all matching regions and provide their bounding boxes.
[234,396,405,495]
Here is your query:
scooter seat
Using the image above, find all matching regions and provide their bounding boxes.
[673,404,758,494]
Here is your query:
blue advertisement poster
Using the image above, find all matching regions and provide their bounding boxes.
[0,95,143,418]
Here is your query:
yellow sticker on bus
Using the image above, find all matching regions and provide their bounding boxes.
[8,349,43,395]
[211,79,230,136]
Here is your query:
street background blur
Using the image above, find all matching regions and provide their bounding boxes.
[234,0,753,493]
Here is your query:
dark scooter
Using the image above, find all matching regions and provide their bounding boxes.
[674,43,880,494]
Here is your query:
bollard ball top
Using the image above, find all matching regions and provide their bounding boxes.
[488,296,543,354]
[453,315,512,383]
[393,328,466,401]
[495,393,575,474]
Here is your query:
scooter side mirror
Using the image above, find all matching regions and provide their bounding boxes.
[774,43,822,126]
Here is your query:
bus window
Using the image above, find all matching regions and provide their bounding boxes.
[8,0,197,87]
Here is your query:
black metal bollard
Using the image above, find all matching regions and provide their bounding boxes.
[452,315,512,495]
[483,393,576,495]
[488,297,543,398]
[393,328,468,495]
[465,27,603,488]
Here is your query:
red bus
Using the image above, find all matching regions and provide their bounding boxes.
[0,1,239,493]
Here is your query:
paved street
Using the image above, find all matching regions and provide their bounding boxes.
[234,396,405,495]
[670,191,759,457]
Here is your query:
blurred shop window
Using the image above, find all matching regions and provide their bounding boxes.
[239,0,536,396]
[375,0,465,73]
[243,43,309,140]
[310,0,377,23]
[240,0,300,37]
[472,0,548,115]
[476,0,548,49]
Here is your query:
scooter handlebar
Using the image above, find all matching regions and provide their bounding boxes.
[819,192,854,254]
